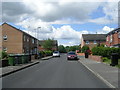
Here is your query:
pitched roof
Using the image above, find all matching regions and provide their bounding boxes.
[1,22,38,40]
[82,34,106,41]
[107,28,120,35]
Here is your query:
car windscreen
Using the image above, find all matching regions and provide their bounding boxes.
[68,52,76,55]
[54,51,59,53]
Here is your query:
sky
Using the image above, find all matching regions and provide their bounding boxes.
[0,0,119,46]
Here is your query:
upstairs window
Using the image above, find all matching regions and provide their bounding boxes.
[106,36,109,41]
[86,41,89,44]
[27,38,29,42]
[32,39,35,44]
[3,35,7,41]
[94,40,97,44]
[110,35,113,43]
[24,35,26,41]
[118,32,120,38]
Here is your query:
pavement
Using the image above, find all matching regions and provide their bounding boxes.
[0,56,53,77]
[2,54,109,88]
[78,56,119,88]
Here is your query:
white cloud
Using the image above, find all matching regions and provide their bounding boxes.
[103,26,114,32]
[21,22,89,45]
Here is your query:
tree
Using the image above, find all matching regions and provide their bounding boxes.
[65,45,81,52]
[65,46,70,52]
[42,38,54,51]
[81,45,89,53]
[58,45,66,53]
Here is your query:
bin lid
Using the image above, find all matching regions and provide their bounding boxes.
[111,53,118,55]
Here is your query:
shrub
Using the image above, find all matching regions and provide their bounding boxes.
[92,47,120,58]
[0,51,8,59]
[39,51,45,57]
[44,50,53,56]
[81,45,89,53]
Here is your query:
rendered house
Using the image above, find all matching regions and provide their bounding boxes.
[106,28,120,48]
[81,34,106,49]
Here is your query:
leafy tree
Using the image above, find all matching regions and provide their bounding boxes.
[65,46,70,52]
[81,45,89,53]
[68,45,80,51]
[42,38,54,51]
[0,51,8,59]
[58,45,66,53]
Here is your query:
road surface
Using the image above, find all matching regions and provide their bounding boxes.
[2,54,109,88]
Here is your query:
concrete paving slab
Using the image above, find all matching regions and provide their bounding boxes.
[78,57,119,88]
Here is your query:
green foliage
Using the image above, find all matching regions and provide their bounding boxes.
[92,47,120,58]
[39,50,53,57]
[44,50,53,56]
[65,46,70,52]
[0,51,8,59]
[58,45,66,53]
[67,45,80,52]
[102,57,111,64]
[81,45,89,53]
[42,38,54,50]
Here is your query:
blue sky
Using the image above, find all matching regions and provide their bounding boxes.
[1,1,118,46]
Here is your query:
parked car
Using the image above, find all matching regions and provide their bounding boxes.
[53,51,60,57]
[67,51,78,60]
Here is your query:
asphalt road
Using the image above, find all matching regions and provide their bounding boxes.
[2,54,109,88]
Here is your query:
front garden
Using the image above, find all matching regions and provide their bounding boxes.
[80,45,120,68]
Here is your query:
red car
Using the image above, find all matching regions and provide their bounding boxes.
[67,51,78,60]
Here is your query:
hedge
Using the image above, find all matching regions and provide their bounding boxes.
[92,47,120,58]
[39,50,53,57]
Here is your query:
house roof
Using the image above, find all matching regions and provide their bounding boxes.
[82,34,106,41]
[1,22,38,40]
[107,28,120,35]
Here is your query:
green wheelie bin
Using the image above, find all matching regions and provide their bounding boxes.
[8,55,15,66]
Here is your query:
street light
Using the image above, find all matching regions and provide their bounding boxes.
[36,27,41,58]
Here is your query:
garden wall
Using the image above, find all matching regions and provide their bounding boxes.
[89,55,103,62]
[76,53,84,56]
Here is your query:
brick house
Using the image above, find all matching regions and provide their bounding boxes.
[106,28,120,48]
[81,34,106,49]
[38,40,58,51]
[1,23,38,56]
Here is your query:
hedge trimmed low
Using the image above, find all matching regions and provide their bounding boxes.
[92,47,120,58]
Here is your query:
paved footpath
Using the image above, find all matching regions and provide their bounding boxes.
[78,56,119,88]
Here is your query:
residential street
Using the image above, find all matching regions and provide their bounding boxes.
[2,54,109,88]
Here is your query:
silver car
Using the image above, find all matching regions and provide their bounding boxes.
[53,51,60,57]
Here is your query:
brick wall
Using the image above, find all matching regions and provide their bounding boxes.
[76,53,85,56]
[89,55,103,62]
[83,41,106,49]
[0,26,2,52]
[2,23,23,54]
[106,31,120,47]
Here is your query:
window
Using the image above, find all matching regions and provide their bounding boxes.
[27,38,29,42]
[86,41,89,44]
[3,35,7,41]
[24,35,26,41]
[94,40,97,44]
[3,47,7,52]
[110,35,112,43]
[118,32,120,38]
[32,39,35,44]
[106,36,109,41]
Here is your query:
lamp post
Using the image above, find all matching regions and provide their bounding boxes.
[36,27,41,58]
